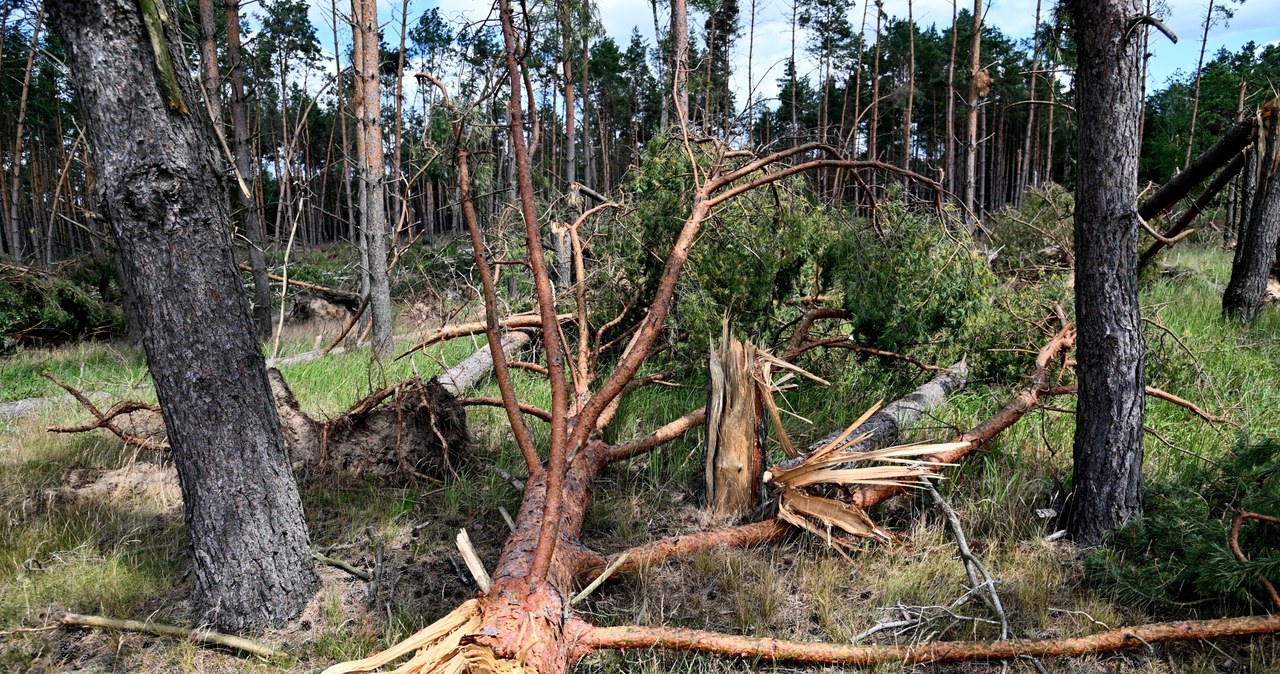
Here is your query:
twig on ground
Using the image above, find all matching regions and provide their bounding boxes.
[313,552,372,581]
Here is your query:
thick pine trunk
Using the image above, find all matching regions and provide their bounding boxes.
[48,0,318,631]
[1065,0,1147,546]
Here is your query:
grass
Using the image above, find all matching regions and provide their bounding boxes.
[1,243,1278,672]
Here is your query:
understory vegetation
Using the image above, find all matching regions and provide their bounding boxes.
[2,183,1278,670]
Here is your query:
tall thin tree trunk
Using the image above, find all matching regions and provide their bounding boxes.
[197,0,222,126]
[391,0,409,248]
[902,0,915,171]
[226,0,272,339]
[868,2,882,163]
[944,0,958,197]
[651,0,668,132]
[963,0,982,231]
[746,0,756,140]
[1185,0,1215,169]
[1018,0,1043,204]
[672,0,689,130]
[788,0,797,136]
[581,32,594,189]
[49,0,318,631]
[1065,0,1147,546]
[6,4,43,263]
[351,0,395,357]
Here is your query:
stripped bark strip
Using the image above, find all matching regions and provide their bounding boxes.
[575,614,1280,666]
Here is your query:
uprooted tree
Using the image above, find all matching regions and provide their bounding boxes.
[315,1,1280,671]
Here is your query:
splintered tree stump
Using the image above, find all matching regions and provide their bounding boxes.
[704,329,765,518]
[272,371,470,479]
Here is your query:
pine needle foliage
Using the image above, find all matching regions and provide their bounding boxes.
[1084,437,1280,612]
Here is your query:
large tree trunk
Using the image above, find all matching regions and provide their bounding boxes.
[1064,0,1147,546]
[48,0,318,632]
[1223,100,1280,322]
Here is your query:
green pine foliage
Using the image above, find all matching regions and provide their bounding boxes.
[822,192,996,356]
[0,262,123,352]
[1085,437,1280,612]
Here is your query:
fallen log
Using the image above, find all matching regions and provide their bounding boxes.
[576,614,1280,667]
[798,359,968,460]
[599,327,1071,577]
[237,263,362,310]
[437,331,532,396]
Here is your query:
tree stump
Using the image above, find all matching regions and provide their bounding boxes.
[704,328,765,519]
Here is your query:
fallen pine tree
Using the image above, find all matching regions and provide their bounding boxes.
[314,7,1280,671]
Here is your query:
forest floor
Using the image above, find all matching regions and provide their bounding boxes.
[1,245,1279,673]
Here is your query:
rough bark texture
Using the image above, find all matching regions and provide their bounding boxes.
[1065,0,1147,546]
[47,0,318,632]
[671,0,689,129]
[1223,101,1280,321]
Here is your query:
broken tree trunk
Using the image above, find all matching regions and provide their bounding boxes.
[704,330,765,518]
[1139,152,1247,270]
[1224,99,1280,322]
[801,359,968,458]
[1139,116,1258,222]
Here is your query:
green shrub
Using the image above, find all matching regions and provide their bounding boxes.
[822,195,997,357]
[1084,437,1280,612]
[601,136,838,350]
[0,264,123,351]
[984,183,1074,280]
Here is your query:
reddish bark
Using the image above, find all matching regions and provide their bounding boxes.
[576,614,1280,666]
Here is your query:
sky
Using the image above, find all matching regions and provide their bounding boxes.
[303,0,1280,112]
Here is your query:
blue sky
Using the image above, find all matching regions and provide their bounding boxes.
[304,0,1280,110]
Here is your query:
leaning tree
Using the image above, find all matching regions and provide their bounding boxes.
[48,0,318,632]
[320,0,1280,672]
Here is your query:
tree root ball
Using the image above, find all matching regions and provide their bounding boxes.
[270,370,471,480]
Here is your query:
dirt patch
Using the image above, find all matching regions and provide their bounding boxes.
[50,462,180,513]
